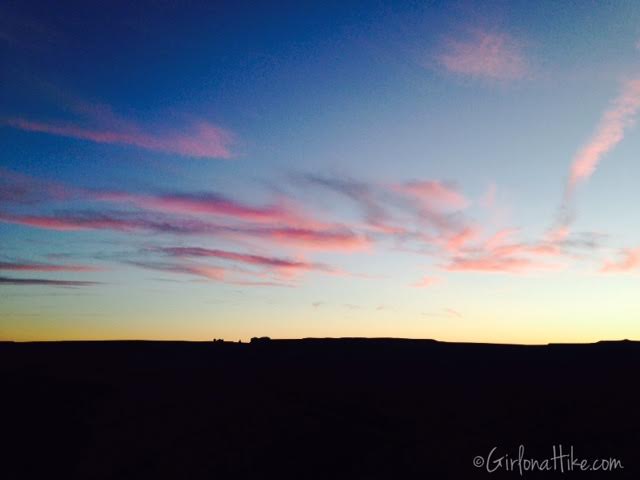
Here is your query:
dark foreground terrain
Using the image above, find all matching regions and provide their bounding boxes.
[2,338,639,479]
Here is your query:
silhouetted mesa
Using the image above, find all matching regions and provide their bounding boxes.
[1,339,638,479]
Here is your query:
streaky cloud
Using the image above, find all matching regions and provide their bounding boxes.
[0,211,163,232]
[444,255,558,273]
[127,260,227,281]
[3,114,234,159]
[550,77,640,244]
[0,168,74,204]
[443,228,566,273]
[396,180,469,210]
[0,276,100,287]
[128,260,293,287]
[158,247,338,275]
[96,191,304,224]
[0,261,99,272]
[1,168,317,227]
[302,174,390,227]
[436,29,527,81]
[569,78,640,188]
[600,247,640,273]
[0,210,370,251]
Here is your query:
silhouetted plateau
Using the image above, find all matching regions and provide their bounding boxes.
[2,338,639,479]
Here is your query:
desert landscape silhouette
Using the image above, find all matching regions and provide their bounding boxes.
[2,338,639,478]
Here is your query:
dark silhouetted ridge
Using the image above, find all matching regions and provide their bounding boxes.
[1,338,638,479]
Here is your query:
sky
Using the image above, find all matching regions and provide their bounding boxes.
[2,1,640,343]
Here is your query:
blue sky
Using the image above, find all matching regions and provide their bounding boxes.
[2,1,640,342]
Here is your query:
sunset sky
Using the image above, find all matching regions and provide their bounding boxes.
[2,1,640,343]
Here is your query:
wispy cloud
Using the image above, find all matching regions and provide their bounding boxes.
[128,260,293,287]
[0,169,598,282]
[436,29,527,81]
[343,303,362,310]
[422,308,462,319]
[549,77,640,246]
[0,261,99,272]
[0,210,370,251]
[301,174,398,232]
[158,246,338,276]
[127,260,227,281]
[1,169,374,251]
[396,180,469,210]
[2,169,478,255]
[569,78,640,189]
[96,191,304,224]
[600,247,640,273]
[443,228,566,274]
[301,174,474,246]
[0,167,73,204]
[0,211,157,232]
[3,91,235,159]
[0,276,100,287]
[442,226,480,253]
[444,255,547,273]
[1,168,322,228]
[412,276,439,288]
[4,117,234,159]
[393,180,472,235]
[244,225,370,251]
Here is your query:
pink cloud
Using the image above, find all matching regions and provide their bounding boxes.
[128,260,227,281]
[303,175,474,241]
[4,116,234,159]
[0,212,144,232]
[0,211,368,251]
[249,225,371,251]
[0,261,99,272]
[159,246,338,276]
[443,227,567,273]
[600,247,640,273]
[181,264,227,280]
[525,243,562,256]
[230,279,294,287]
[412,276,439,288]
[1,169,327,232]
[544,224,570,244]
[0,168,74,203]
[397,180,469,210]
[96,191,305,225]
[0,212,122,231]
[443,226,480,252]
[302,174,402,233]
[437,30,527,81]
[569,78,640,188]
[483,228,519,251]
[444,255,551,273]
[1,170,472,255]
[129,260,295,286]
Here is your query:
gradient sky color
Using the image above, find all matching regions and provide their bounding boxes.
[2,1,640,342]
